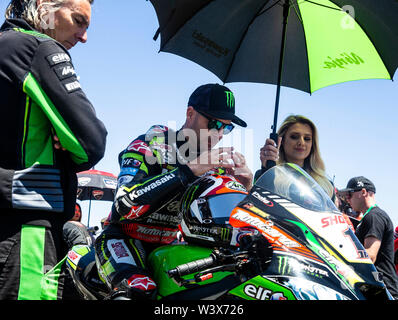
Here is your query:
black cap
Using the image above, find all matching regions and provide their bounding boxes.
[188,83,247,127]
[340,176,376,194]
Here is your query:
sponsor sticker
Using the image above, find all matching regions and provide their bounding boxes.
[64,80,81,93]
[122,158,142,168]
[251,191,274,207]
[92,189,104,200]
[107,239,136,266]
[78,177,91,186]
[244,284,288,300]
[226,180,246,192]
[53,62,76,80]
[124,224,178,244]
[103,178,117,189]
[118,175,134,187]
[125,204,150,219]
[126,172,175,198]
[119,167,138,177]
[127,140,152,156]
[46,52,71,66]
[127,274,156,291]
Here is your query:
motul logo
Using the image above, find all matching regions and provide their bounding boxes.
[136,226,177,237]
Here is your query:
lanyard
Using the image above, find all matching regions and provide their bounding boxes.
[361,204,377,220]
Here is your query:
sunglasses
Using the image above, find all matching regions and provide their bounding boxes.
[198,111,235,135]
[345,192,354,199]
[345,189,361,199]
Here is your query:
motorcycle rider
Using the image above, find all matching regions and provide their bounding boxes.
[95,83,252,299]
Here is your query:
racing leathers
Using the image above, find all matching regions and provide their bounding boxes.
[95,125,198,298]
[0,19,107,299]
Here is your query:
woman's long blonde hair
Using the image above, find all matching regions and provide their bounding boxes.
[277,115,334,198]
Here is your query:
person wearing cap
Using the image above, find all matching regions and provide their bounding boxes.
[340,176,398,299]
[94,83,251,299]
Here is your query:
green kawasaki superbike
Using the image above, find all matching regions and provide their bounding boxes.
[66,164,392,300]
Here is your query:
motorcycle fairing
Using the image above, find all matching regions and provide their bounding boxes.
[228,276,297,300]
[148,244,233,298]
[230,163,386,298]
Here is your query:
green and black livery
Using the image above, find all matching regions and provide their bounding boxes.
[0,18,107,300]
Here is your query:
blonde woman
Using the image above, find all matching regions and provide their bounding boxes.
[255,115,334,199]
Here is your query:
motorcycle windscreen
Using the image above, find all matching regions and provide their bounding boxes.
[255,163,337,213]
[253,163,371,263]
[237,163,383,294]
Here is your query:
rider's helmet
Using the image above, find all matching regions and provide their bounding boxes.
[179,173,248,247]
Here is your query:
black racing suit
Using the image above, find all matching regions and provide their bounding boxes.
[95,125,198,298]
[0,19,107,299]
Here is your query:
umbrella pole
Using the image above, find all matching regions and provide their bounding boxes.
[266,0,290,170]
[87,189,92,227]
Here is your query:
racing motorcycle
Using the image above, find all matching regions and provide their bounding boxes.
[65,163,392,300]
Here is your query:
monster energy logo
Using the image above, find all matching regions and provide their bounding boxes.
[323,52,364,70]
[278,256,292,275]
[220,227,231,241]
[277,256,328,278]
[225,91,235,108]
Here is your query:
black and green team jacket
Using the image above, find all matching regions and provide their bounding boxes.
[0,19,107,225]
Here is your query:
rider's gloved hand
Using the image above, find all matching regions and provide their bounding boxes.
[239,231,273,265]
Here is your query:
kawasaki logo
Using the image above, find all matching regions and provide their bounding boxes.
[129,173,175,200]
[225,91,235,108]
[323,52,364,69]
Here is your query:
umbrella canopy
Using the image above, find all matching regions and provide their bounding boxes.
[150,0,398,168]
[150,0,398,94]
[77,169,117,202]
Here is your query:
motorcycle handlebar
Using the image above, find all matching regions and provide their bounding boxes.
[168,255,216,278]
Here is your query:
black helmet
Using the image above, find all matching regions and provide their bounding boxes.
[179,173,248,247]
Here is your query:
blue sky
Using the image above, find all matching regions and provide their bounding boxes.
[2,1,397,228]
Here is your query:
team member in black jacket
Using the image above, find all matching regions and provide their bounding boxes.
[0,0,107,299]
[95,83,252,299]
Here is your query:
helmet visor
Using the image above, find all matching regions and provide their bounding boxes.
[207,193,247,223]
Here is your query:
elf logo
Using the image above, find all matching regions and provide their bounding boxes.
[47,52,71,66]
[323,52,364,70]
[244,284,287,300]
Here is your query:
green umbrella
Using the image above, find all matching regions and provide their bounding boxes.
[149,0,398,165]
